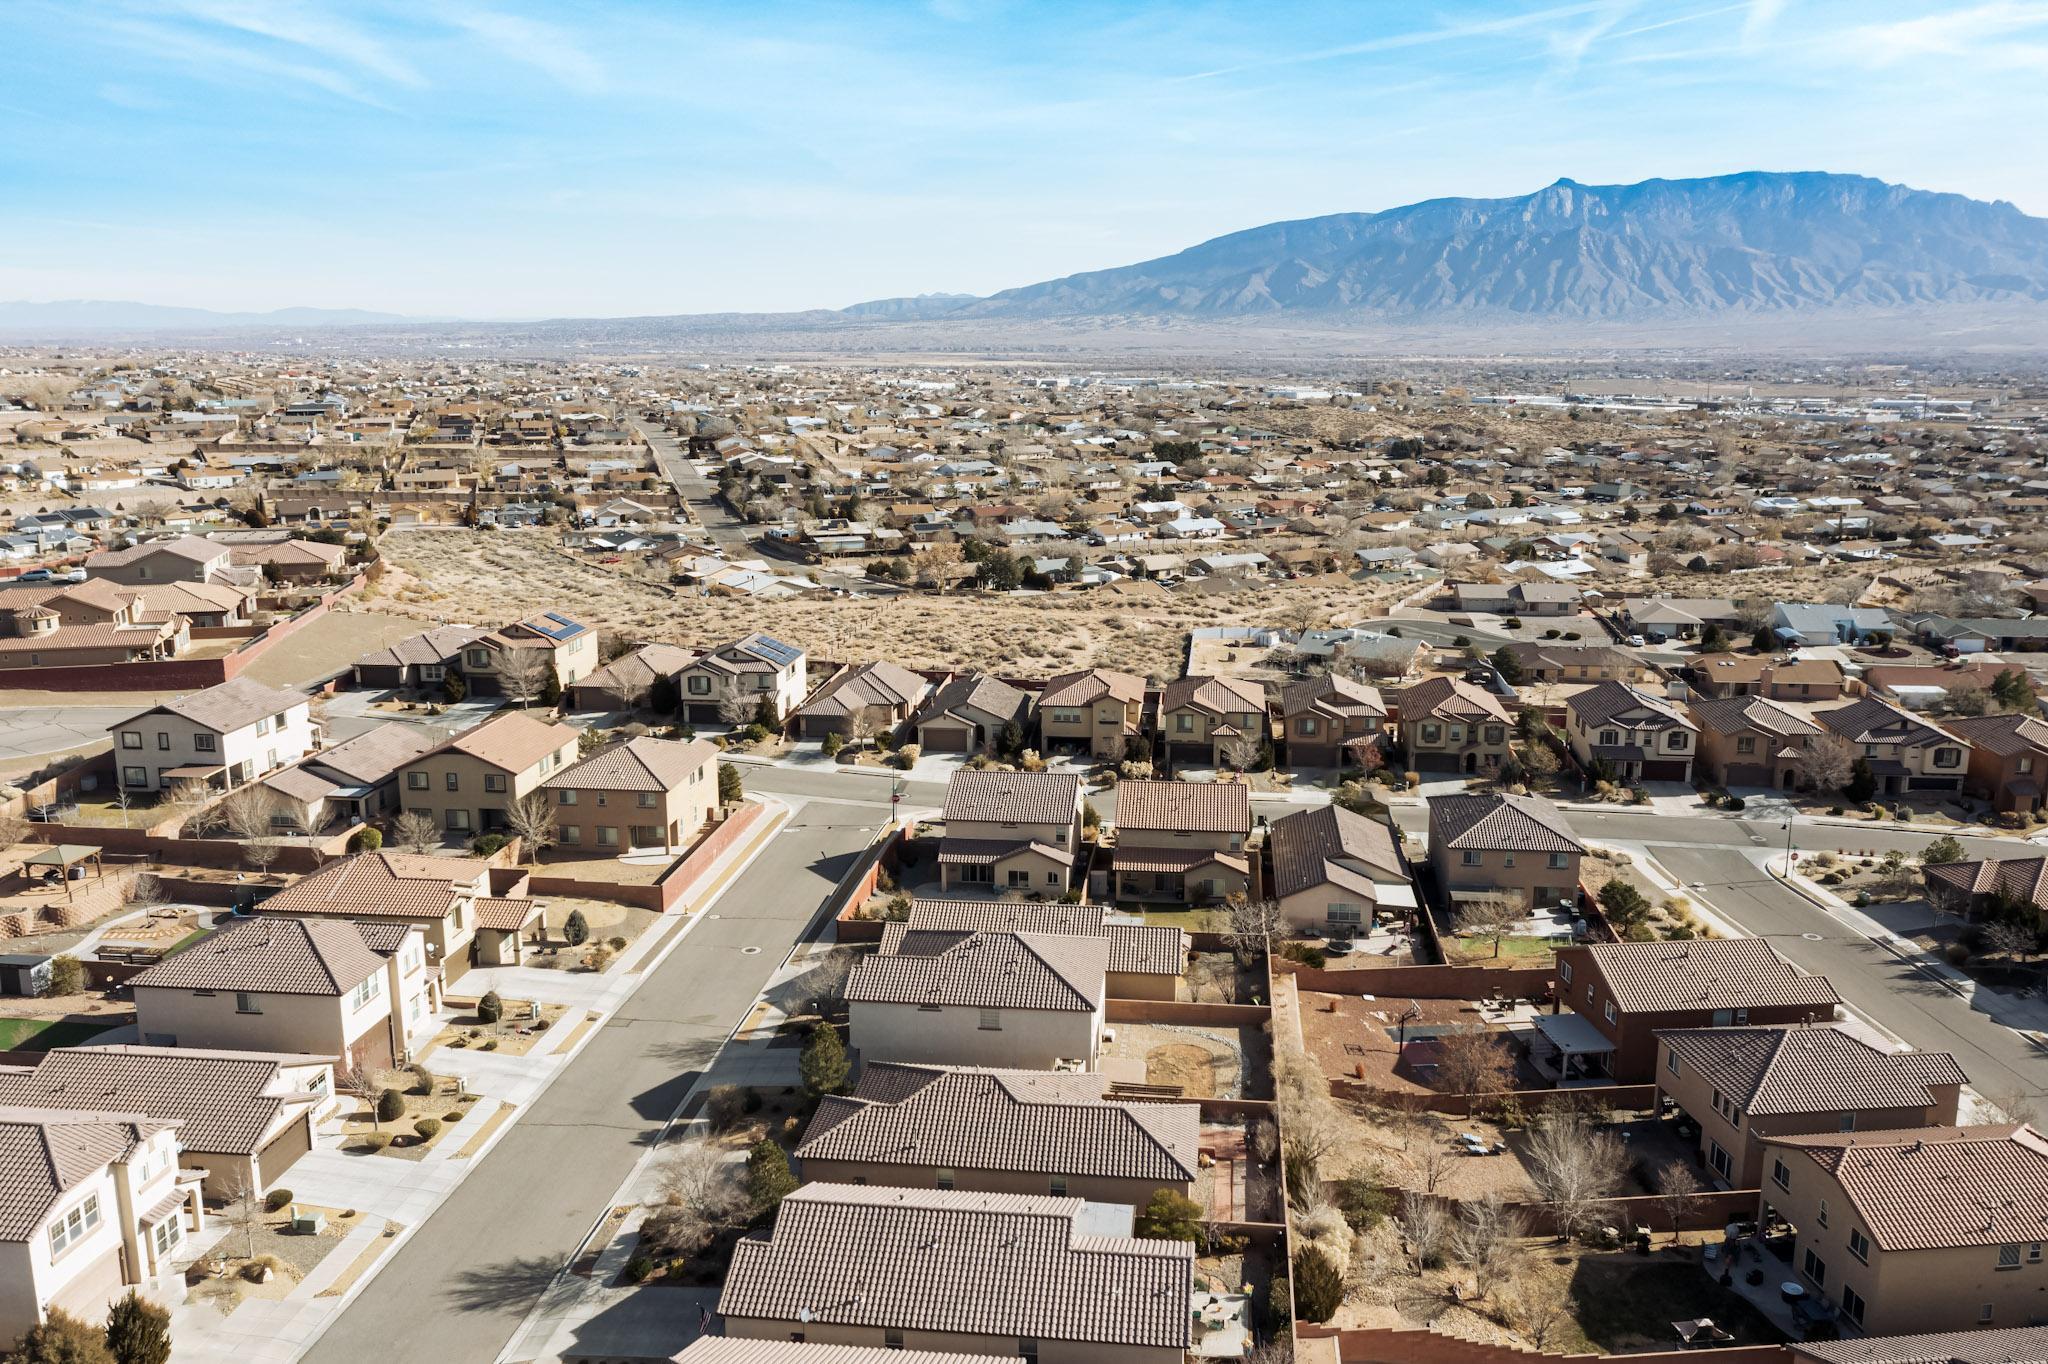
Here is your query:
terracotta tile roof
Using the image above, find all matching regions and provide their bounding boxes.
[1567,680,1697,732]
[1924,855,2048,908]
[717,1184,1193,1350]
[1428,792,1583,853]
[474,897,540,932]
[1114,778,1250,836]
[0,1045,316,1155]
[676,1345,991,1364]
[129,915,391,995]
[1396,674,1512,724]
[797,1063,1198,1183]
[86,533,226,567]
[802,661,929,717]
[1037,668,1144,708]
[933,838,1074,868]
[0,1109,171,1240]
[900,900,1184,977]
[1269,804,1406,901]
[308,722,439,784]
[941,769,1080,826]
[1762,1124,2048,1252]
[911,673,1031,731]
[1160,674,1266,718]
[1111,847,1249,876]
[1687,695,1824,739]
[420,710,578,774]
[1945,712,2048,758]
[848,929,1106,1012]
[261,851,483,921]
[1582,937,1840,1014]
[355,624,488,670]
[686,632,803,678]
[542,736,715,792]
[149,677,306,733]
[1655,1026,1965,1117]
[1278,673,1385,720]
[1791,1325,2048,1363]
[1817,696,1962,749]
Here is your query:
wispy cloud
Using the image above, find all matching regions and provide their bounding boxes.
[162,0,426,87]
[1172,2,1627,81]
[1847,1,2048,69]
[443,6,610,94]
[1741,0,1789,43]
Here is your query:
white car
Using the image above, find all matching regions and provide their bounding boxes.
[1626,633,1647,647]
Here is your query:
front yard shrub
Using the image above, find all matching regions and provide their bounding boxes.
[413,1118,441,1140]
[469,833,508,856]
[46,955,87,997]
[624,1256,653,1284]
[582,946,613,972]
[608,936,626,951]
[376,1088,405,1123]
[478,990,504,1024]
[350,827,383,853]
[742,1089,765,1114]
[562,910,589,948]
[746,1139,798,1212]
[821,731,844,757]
[104,1289,171,1364]
[409,1062,439,1095]
[443,1109,466,1122]
[1292,1246,1344,1322]
[359,1132,392,1151]
[1134,1188,1203,1242]
[262,1189,294,1212]
[706,1085,745,1132]
[480,1039,498,1051]
[800,1025,848,1099]
[12,1307,115,1364]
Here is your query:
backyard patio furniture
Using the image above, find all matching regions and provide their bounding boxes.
[1673,1318,1734,1348]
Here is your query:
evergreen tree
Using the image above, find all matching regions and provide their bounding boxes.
[799,1025,848,1099]
[104,1291,171,1364]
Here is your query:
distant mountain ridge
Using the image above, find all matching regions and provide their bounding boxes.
[909,171,2048,320]
[0,299,416,331]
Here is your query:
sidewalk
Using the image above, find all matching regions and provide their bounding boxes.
[162,797,793,1364]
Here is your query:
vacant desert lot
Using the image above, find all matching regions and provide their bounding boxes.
[370,528,1414,679]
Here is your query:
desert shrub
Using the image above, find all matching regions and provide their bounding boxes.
[46,955,87,997]
[706,1085,746,1131]
[624,1255,653,1284]
[376,1088,404,1123]
[1334,1174,1397,1232]
[103,1289,171,1364]
[350,826,383,853]
[563,909,589,947]
[413,1118,441,1139]
[478,991,503,1024]
[359,1132,392,1151]
[1292,1246,1344,1322]
[469,833,508,856]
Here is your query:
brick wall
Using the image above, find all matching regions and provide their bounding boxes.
[1276,956,1555,1001]
[1295,1326,1790,1364]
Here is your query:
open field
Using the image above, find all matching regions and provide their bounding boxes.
[368,528,1415,680]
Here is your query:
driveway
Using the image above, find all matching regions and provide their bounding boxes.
[297,790,889,1364]
[0,703,146,763]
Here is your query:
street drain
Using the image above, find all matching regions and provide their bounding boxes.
[1802,933,1823,940]
[740,946,762,955]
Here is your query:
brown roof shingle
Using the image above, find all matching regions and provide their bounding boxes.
[128,916,392,996]
[1762,1124,2048,1252]
[940,769,1080,826]
[1582,937,1840,1014]
[1654,1026,1965,1117]
[1114,779,1250,836]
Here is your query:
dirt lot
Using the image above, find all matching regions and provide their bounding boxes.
[1300,993,1520,1095]
[370,528,1413,680]
[236,609,427,688]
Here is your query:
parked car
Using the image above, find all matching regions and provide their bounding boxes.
[1626,633,1647,647]
[16,568,53,583]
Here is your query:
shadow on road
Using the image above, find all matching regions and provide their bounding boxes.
[444,1254,561,1313]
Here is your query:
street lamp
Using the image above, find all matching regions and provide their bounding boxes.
[1779,819,1795,879]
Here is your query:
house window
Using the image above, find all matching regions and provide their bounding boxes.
[1017,1341,1038,1362]
[156,732,171,750]
[1600,729,1619,746]
[408,771,428,790]
[884,1330,904,1350]
[978,1008,1001,1031]
[1708,1140,1731,1179]
[48,1194,101,1257]
[688,675,710,694]
[121,731,141,749]
[1849,1229,1869,1263]
[1484,726,1504,744]
[193,733,216,752]
[1980,1304,1996,1324]
[351,975,381,1007]
[236,992,262,1014]
[1998,1243,2023,1269]
[1802,1249,1826,1287]
[1736,736,1756,754]
[446,810,471,831]
[152,1216,182,1257]
[1934,748,1961,768]
[484,774,506,793]
[445,772,460,791]
[1602,999,1616,1023]
[1176,713,1193,733]
[1298,718,1317,735]
[1842,1286,1865,1325]
[1461,850,1481,867]
[467,649,490,668]
[1422,724,1441,744]
[597,826,619,846]
[1547,853,1569,869]
[1838,1113,1856,1132]
[1559,961,1573,984]
[2031,1243,2044,1264]
[559,826,580,845]
[1666,1050,1678,1076]
[558,790,578,805]
[1817,1198,1828,1228]
[1503,853,1515,869]
[1772,1159,1790,1190]
[935,1168,955,1190]
[1049,1175,1068,1196]
[123,766,148,787]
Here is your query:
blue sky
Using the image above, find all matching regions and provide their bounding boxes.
[3,0,2045,318]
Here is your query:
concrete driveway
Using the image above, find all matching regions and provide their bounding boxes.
[0,703,146,763]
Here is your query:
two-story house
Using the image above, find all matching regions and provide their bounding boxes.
[256,851,539,984]
[1394,675,1514,775]
[847,926,1107,1071]
[1034,667,1144,758]
[1156,675,1268,769]
[111,677,316,792]
[1111,779,1251,905]
[539,735,719,852]
[1758,1124,2048,1336]
[910,673,1032,755]
[459,612,598,698]
[397,709,579,836]
[128,916,435,1074]
[1688,654,1848,703]
[1277,674,1386,770]
[1688,695,1824,791]
[672,633,808,725]
[1268,803,1414,936]
[352,624,489,691]
[1565,680,1699,784]
[1656,1025,1966,1188]
[84,533,233,586]
[1943,713,2048,815]
[1922,855,2048,928]
[1427,792,1584,917]
[936,769,1085,893]
[1816,697,1970,797]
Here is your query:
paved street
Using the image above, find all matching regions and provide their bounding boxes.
[298,790,889,1364]
[0,703,147,763]
[630,418,752,552]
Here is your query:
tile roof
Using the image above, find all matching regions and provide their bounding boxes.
[1763,1124,2048,1252]
[941,769,1080,826]
[129,915,392,995]
[687,632,803,677]
[581,642,695,692]
[1567,679,1697,731]
[1110,847,1249,876]
[911,673,1031,731]
[261,851,483,921]
[148,677,306,733]
[802,661,931,717]
[848,929,1106,1013]
[676,1345,992,1364]
[86,533,226,567]
[542,735,715,792]
[1269,804,1406,901]
[421,709,578,774]
[474,897,541,932]
[1037,668,1144,708]
[1160,674,1266,717]
[1816,696,1961,749]
[796,1063,1198,1183]
[1278,673,1385,720]
[1114,779,1251,835]
[717,1184,1193,1349]
[1791,1325,2048,1364]
[1923,856,2048,908]
[1655,1026,1966,1117]
[1687,694,1824,739]
[1944,712,2048,758]
[1428,792,1584,853]
[1396,674,1512,724]
[0,1108,170,1240]
[900,899,1184,977]
[0,1045,317,1155]
[355,624,489,670]
[1581,937,1840,1014]
[308,722,439,784]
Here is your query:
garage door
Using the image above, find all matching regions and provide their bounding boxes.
[256,1116,313,1191]
[1642,759,1690,781]
[1413,751,1460,773]
[921,724,972,753]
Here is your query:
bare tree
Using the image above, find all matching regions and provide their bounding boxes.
[0,812,28,854]
[391,810,440,854]
[1453,1191,1527,1301]
[642,1142,750,1259]
[218,1169,263,1261]
[168,778,221,832]
[222,786,289,876]
[1433,1027,1516,1099]
[1795,733,1856,794]
[336,1065,385,1130]
[846,706,877,754]
[503,792,558,861]
[1415,1139,1457,1195]
[1401,1190,1452,1271]
[499,647,553,709]
[120,870,162,910]
[1525,1105,1628,1243]
[1273,1037,1344,1181]
[1225,896,1285,966]
[716,680,757,728]
[1655,1161,1704,1245]
[1452,892,1525,959]
[615,665,653,718]
[1219,730,1263,773]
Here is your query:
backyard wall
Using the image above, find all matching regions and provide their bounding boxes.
[1326,1079,1659,1117]
[1277,957,1555,1001]
[1294,1326,1789,1364]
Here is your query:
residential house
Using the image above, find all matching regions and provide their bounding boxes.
[458,612,598,699]
[1498,642,1641,686]
[847,925,1107,1070]
[1943,713,2048,814]
[228,538,349,583]
[1922,855,2048,927]
[397,709,580,836]
[566,641,694,713]
[1111,779,1251,905]
[1564,680,1699,784]
[0,1109,199,1342]
[1787,1328,2048,1364]
[899,900,1184,1002]
[1277,674,1386,770]
[1816,697,1970,796]
[1688,695,1824,791]
[257,722,437,831]
[1268,803,1413,936]
[1426,792,1584,916]
[1655,1025,1966,1188]
[910,673,1031,755]
[128,916,434,1074]
[84,533,232,586]
[1394,676,1514,775]
[0,1045,334,1196]
[1547,938,1840,1083]
[1687,654,1848,703]
[539,736,719,852]
[1758,1124,2048,1336]
[1452,581,1580,616]
[794,1063,1198,1205]
[718,1185,1192,1362]
[795,661,932,742]
[257,851,539,983]
[1034,668,1144,758]
[351,625,489,691]
[111,677,315,792]
[1773,603,1897,647]
[1156,675,1269,768]
[0,583,189,669]
[673,633,808,725]
[936,770,1084,894]
[1619,597,1742,642]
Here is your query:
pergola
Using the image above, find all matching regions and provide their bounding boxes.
[23,844,106,900]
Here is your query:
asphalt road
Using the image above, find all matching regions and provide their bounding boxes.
[0,703,147,763]
[298,793,887,1364]
[630,419,752,553]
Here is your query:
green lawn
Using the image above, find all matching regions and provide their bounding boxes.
[162,928,212,956]
[1567,1259,1784,1352]
[0,1017,124,1051]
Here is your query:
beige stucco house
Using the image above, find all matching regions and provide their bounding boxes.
[1035,667,1144,758]
[1111,779,1251,905]
[397,709,579,836]
[540,735,719,852]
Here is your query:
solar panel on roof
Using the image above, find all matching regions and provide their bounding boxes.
[747,635,802,667]
[528,611,586,640]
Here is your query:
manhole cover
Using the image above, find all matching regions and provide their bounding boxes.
[1802,933,1823,940]
[740,946,762,955]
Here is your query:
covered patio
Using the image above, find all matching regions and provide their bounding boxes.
[21,843,107,899]
[1525,1009,1616,1085]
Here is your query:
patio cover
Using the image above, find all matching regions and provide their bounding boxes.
[1372,880,1419,909]
[160,764,226,780]
[1535,1010,1616,1056]
[24,844,101,869]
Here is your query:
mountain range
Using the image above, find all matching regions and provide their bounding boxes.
[7,173,2048,342]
